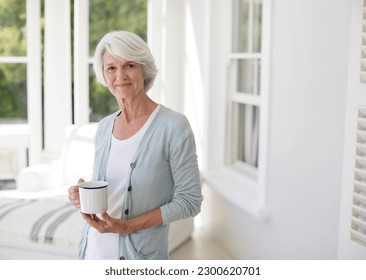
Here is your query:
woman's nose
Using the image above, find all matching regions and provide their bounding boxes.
[116,67,126,80]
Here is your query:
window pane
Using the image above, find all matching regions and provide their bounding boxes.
[236,104,259,167]
[88,0,147,121]
[232,0,262,53]
[253,0,262,52]
[89,0,148,55]
[236,58,261,95]
[232,0,249,52]
[0,63,27,123]
[0,0,27,56]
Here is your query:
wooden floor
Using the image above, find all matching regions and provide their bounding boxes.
[170,226,234,260]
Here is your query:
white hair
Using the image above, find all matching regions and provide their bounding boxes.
[93,30,158,91]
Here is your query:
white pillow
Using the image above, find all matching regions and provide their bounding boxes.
[60,124,97,185]
[16,162,61,191]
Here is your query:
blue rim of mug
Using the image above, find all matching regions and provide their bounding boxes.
[78,181,108,189]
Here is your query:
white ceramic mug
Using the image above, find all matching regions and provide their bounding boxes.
[78,180,108,214]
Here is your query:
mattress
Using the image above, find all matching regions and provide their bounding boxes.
[0,190,82,259]
[0,189,193,260]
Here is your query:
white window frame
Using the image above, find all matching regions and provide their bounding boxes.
[27,0,42,164]
[1,0,71,163]
[73,0,89,126]
[204,0,271,222]
[0,0,42,165]
[228,0,264,176]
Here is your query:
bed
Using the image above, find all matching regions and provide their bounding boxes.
[0,123,194,259]
[0,188,82,259]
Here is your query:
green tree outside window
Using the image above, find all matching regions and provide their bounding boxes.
[0,0,27,123]
[89,0,147,121]
[0,0,147,123]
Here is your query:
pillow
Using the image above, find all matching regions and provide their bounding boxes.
[60,124,97,185]
[16,162,61,191]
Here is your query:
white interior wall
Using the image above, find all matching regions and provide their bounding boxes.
[264,0,350,259]
[183,0,210,169]
[170,0,351,259]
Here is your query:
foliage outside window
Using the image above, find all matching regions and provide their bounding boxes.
[0,0,147,124]
[88,0,147,122]
[0,0,27,123]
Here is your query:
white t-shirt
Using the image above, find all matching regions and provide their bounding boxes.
[84,105,160,259]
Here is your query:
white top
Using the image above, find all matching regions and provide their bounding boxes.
[84,105,160,259]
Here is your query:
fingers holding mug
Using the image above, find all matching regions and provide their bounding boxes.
[68,178,84,209]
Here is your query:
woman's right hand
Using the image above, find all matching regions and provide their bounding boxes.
[68,178,84,209]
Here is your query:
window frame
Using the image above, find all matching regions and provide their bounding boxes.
[204,0,271,222]
[0,0,42,165]
[0,1,29,124]
[228,0,263,175]
[73,0,89,126]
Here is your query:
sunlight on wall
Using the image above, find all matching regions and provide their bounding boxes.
[184,1,206,169]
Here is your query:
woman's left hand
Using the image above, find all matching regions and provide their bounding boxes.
[81,211,134,235]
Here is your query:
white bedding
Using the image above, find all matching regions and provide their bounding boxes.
[0,189,194,260]
[0,189,82,259]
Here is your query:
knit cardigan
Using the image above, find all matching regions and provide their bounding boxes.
[78,105,203,259]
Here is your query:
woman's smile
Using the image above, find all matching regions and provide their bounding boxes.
[103,51,145,100]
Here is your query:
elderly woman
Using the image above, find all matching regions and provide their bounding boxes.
[68,30,203,260]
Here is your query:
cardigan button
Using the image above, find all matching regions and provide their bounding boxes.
[119,256,125,260]
[128,186,132,192]
[125,209,129,215]
[130,162,136,168]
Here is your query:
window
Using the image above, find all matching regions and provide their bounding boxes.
[228,0,264,175]
[204,0,271,221]
[0,0,148,165]
[0,0,27,123]
[0,0,42,165]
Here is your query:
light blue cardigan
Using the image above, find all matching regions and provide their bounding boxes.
[78,105,203,259]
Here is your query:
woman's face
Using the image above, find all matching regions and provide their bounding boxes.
[103,51,145,100]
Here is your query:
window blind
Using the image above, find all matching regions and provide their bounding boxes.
[351,107,366,247]
[361,0,366,83]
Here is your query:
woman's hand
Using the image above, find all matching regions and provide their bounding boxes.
[82,208,163,235]
[81,211,134,235]
[68,178,84,209]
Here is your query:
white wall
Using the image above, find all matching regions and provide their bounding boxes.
[167,0,351,259]
[183,0,210,170]
[265,0,349,258]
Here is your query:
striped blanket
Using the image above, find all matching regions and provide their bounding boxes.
[0,193,83,258]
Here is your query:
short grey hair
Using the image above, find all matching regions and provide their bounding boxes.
[93,30,158,91]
